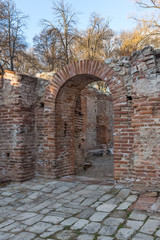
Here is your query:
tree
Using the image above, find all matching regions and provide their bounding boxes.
[73,13,114,61]
[41,0,78,66]
[133,0,160,30]
[33,28,60,72]
[14,49,42,76]
[115,21,160,57]
[0,0,28,71]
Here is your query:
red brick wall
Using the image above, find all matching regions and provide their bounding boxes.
[131,47,160,186]
[43,63,133,181]
[80,87,113,152]
[0,46,159,187]
[0,71,37,181]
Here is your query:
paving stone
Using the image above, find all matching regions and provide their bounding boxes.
[52,186,70,194]
[60,182,77,188]
[64,203,84,210]
[55,192,69,199]
[76,189,93,195]
[99,194,113,202]
[150,215,160,220]
[97,237,113,240]
[110,210,127,218]
[2,191,14,197]
[86,184,99,190]
[65,194,80,200]
[27,222,52,234]
[29,201,51,212]
[73,196,85,203]
[91,201,103,208]
[10,232,35,240]
[97,203,117,212]
[90,211,109,222]
[0,219,15,229]
[71,219,89,229]
[0,232,15,240]
[40,208,51,214]
[10,224,27,233]
[115,189,131,200]
[40,225,63,238]
[1,178,160,240]
[14,212,36,220]
[48,224,64,233]
[23,214,43,225]
[156,229,160,237]
[28,192,43,199]
[114,185,124,189]
[0,206,13,215]
[125,220,143,230]
[98,186,113,192]
[56,206,82,214]
[76,234,95,240]
[129,212,147,221]
[60,217,79,226]
[48,211,72,218]
[0,199,8,206]
[57,198,70,204]
[140,219,160,234]
[42,215,64,224]
[82,222,101,234]
[77,208,95,219]
[1,222,19,232]
[30,185,45,190]
[116,228,135,239]
[99,225,117,235]
[126,195,137,202]
[81,197,97,206]
[117,201,132,210]
[31,238,43,240]
[70,183,86,192]
[103,217,124,226]
[41,187,53,193]
[55,230,78,240]
[132,233,154,240]
[47,202,62,209]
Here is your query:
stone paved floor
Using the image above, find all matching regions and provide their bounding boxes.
[1,178,160,240]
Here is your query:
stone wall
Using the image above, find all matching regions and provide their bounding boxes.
[0,46,159,186]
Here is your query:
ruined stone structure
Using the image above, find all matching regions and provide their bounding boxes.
[0,46,160,186]
[81,87,113,152]
[74,87,113,173]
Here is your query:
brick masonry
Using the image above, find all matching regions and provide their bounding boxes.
[73,87,113,172]
[0,46,159,186]
[80,87,113,152]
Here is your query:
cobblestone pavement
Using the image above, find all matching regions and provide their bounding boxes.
[1,178,160,240]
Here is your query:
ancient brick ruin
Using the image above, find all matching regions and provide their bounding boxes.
[0,46,160,186]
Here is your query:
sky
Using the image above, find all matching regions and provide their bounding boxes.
[14,0,139,47]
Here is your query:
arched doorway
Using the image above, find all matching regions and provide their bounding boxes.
[43,60,134,181]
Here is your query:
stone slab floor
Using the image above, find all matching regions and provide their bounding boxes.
[1,178,160,240]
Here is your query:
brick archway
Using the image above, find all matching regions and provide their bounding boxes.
[40,60,133,181]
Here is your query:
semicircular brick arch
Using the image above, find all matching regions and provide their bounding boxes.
[38,60,133,181]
